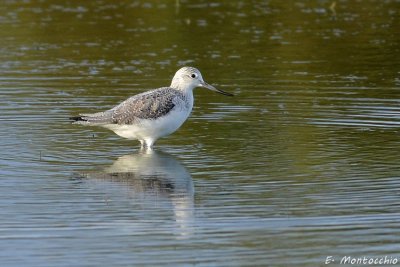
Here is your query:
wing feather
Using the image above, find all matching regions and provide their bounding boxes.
[72,87,184,125]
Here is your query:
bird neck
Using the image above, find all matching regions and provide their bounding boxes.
[172,86,194,110]
[170,83,195,93]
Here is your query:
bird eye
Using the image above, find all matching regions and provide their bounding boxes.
[190,73,197,78]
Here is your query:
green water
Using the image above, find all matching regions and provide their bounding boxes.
[1,1,400,266]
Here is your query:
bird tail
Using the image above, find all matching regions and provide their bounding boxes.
[69,116,87,122]
[69,111,113,125]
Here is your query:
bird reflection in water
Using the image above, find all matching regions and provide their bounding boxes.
[79,150,194,238]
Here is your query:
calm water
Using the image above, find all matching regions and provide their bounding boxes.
[1,1,400,266]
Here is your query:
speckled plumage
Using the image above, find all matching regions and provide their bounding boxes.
[77,87,189,125]
[70,66,233,149]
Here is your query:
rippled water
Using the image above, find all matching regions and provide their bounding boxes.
[1,1,400,266]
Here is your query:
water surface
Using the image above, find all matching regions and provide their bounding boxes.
[1,1,400,266]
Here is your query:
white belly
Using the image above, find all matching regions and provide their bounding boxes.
[103,108,191,141]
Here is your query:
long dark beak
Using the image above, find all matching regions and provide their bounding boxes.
[200,82,234,96]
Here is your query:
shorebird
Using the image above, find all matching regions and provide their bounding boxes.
[70,66,233,149]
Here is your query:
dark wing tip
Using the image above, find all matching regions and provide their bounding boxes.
[69,116,87,122]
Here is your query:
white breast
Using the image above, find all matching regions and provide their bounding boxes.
[104,92,194,142]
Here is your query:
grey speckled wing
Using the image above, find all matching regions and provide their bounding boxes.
[111,87,184,124]
[75,87,187,125]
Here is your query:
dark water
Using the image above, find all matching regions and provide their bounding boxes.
[1,1,400,266]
